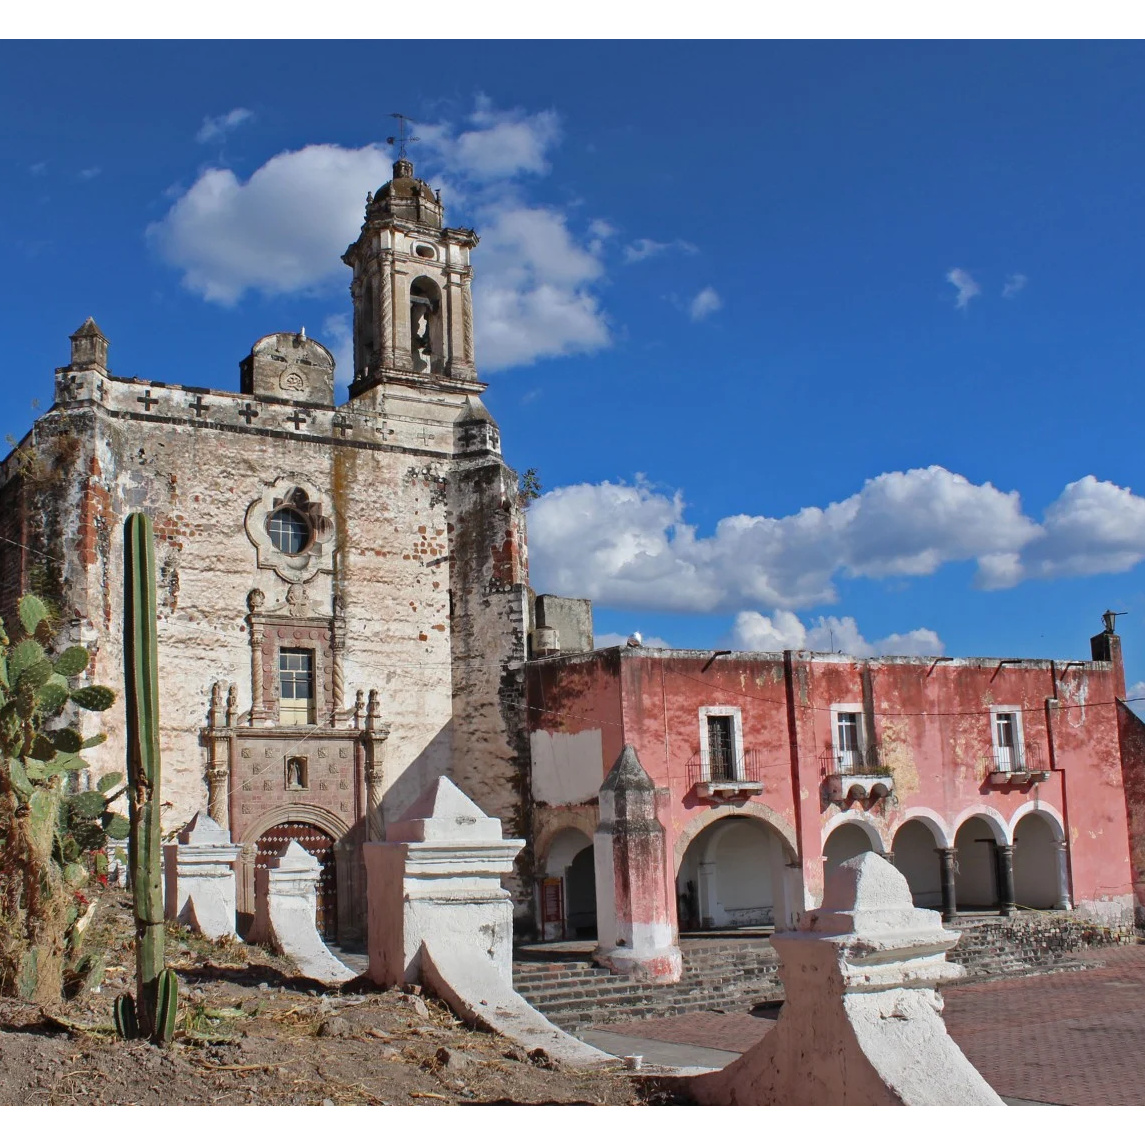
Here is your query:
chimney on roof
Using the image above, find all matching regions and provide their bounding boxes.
[69,317,108,373]
[1091,609,1127,698]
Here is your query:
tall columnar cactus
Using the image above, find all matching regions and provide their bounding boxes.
[122,512,172,1041]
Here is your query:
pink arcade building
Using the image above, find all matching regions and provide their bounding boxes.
[524,613,1145,946]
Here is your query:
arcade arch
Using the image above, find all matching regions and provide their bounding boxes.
[953,815,1003,910]
[1012,810,1067,910]
[538,826,597,940]
[676,815,799,932]
[822,817,884,877]
[891,818,944,909]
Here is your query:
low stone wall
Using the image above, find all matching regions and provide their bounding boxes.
[950,912,1136,979]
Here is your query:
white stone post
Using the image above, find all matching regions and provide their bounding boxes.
[363,777,523,987]
[248,840,354,983]
[689,852,1002,1106]
[363,776,611,1068]
[163,812,242,941]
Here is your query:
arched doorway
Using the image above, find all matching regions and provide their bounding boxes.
[892,819,944,908]
[539,827,597,940]
[1013,812,1064,910]
[256,821,338,938]
[565,846,597,938]
[953,816,1001,911]
[823,821,879,876]
[676,816,793,931]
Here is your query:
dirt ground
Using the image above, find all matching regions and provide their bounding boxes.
[0,892,662,1106]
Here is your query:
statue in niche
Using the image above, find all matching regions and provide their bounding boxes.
[286,756,307,790]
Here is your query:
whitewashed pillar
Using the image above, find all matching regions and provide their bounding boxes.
[163,812,242,941]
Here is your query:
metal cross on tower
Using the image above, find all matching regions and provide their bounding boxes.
[387,112,420,160]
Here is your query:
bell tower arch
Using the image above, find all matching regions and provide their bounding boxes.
[342,157,479,394]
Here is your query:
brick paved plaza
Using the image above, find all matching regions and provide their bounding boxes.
[590,944,1145,1104]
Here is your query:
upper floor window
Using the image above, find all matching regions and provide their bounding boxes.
[706,715,735,782]
[279,648,315,725]
[268,507,311,555]
[832,706,865,775]
[992,709,1023,772]
[698,706,744,782]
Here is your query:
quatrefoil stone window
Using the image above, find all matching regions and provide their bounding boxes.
[245,476,335,583]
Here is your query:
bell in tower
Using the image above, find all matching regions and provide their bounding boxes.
[342,157,479,396]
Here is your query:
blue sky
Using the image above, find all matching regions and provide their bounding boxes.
[4,40,1145,692]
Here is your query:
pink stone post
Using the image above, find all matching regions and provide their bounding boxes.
[593,744,683,983]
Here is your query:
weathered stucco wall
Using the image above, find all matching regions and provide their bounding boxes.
[524,642,1136,930]
[0,352,531,927]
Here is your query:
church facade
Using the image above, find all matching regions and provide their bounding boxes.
[0,158,577,938]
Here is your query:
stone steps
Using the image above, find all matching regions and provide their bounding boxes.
[513,947,783,1030]
[512,912,1134,1032]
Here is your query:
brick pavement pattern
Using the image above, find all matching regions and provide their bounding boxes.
[593,945,1145,1104]
[941,945,1145,1105]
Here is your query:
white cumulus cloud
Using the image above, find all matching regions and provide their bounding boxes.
[689,286,722,321]
[731,610,944,657]
[147,143,391,305]
[527,467,1145,613]
[995,476,1145,586]
[473,206,609,370]
[196,107,254,145]
[946,267,981,309]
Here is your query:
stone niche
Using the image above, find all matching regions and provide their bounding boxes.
[240,332,335,406]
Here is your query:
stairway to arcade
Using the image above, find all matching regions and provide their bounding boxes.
[512,914,1136,1032]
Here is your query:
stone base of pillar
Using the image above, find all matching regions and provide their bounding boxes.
[163,812,242,941]
[594,941,683,982]
[363,777,523,988]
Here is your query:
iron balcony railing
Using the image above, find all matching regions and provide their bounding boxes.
[991,740,1044,775]
[819,744,890,777]
[687,747,764,788]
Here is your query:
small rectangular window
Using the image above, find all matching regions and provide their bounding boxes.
[835,712,862,773]
[993,711,1021,772]
[279,648,315,726]
[706,715,735,781]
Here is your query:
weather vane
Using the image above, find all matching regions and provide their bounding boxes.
[387,112,420,160]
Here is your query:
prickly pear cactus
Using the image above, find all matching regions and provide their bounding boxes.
[0,591,119,1001]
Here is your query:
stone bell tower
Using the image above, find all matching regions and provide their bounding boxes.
[342,157,479,394]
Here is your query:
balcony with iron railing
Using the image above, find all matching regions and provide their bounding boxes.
[687,747,764,801]
[820,743,895,803]
[987,740,1048,784]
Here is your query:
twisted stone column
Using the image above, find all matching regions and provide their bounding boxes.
[205,735,230,833]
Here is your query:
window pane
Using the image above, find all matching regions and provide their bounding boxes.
[268,509,310,555]
[996,714,1015,747]
[837,713,859,751]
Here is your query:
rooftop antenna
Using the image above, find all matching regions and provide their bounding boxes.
[387,112,420,160]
